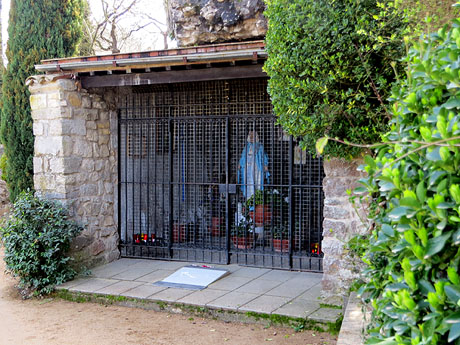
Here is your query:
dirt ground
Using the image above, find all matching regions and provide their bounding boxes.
[0,251,337,345]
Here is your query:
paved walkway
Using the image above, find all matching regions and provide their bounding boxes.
[57,259,341,323]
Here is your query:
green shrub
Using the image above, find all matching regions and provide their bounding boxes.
[264,0,408,158]
[0,191,82,295]
[355,19,460,344]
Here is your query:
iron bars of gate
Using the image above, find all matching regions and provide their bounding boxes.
[118,79,324,271]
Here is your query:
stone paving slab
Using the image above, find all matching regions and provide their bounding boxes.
[122,284,167,299]
[309,307,343,323]
[298,284,323,302]
[134,269,175,283]
[274,299,321,318]
[95,280,144,296]
[207,276,253,291]
[56,277,90,290]
[90,260,137,278]
[238,295,291,314]
[206,291,259,310]
[68,278,118,293]
[230,267,270,279]
[177,288,229,306]
[258,269,302,282]
[235,278,282,295]
[265,280,315,298]
[148,287,194,302]
[111,264,157,281]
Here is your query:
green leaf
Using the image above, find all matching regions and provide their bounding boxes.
[388,207,409,221]
[427,147,442,161]
[400,197,421,209]
[448,323,460,342]
[315,137,328,155]
[424,232,452,258]
[444,98,460,109]
[446,311,460,324]
[445,285,460,304]
[454,228,460,245]
[364,155,376,169]
[366,337,398,345]
[381,224,394,237]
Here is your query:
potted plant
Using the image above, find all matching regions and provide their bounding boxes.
[245,190,277,226]
[272,224,295,252]
[230,221,254,249]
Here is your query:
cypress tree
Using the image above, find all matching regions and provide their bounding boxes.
[1,0,85,201]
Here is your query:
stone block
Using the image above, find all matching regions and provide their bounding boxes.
[33,122,44,136]
[324,205,351,220]
[81,159,95,172]
[62,136,74,156]
[35,136,61,155]
[73,139,93,158]
[80,184,97,196]
[98,135,109,145]
[82,96,92,108]
[97,121,110,129]
[323,177,362,198]
[30,94,47,110]
[93,101,105,109]
[62,119,87,136]
[57,79,77,91]
[86,121,97,130]
[71,235,94,251]
[99,111,109,120]
[31,108,62,121]
[67,92,82,107]
[91,239,106,256]
[100,145,110,157]
[47,92,61,108]
[321,237,344,256]
[86,109,99,121]
[323,158,364,178]
[87,129,99,142]
[49,157,82,174]
[33,157,43,174]
[323,219,348,238]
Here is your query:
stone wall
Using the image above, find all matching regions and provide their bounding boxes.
[28,75,119,268]
[166,0,267,46]
[321,158,368,304]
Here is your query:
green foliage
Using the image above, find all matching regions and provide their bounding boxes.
[355,20,460,344]
[395,0,459,38]
[1,0,85,201]
[0,191,82,295]
[264,0,408,158]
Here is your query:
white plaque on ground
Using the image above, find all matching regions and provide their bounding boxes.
[154,265,229,290]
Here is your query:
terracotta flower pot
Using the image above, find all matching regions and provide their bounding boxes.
[273,239,295,253]
[249,205,272,226]
[172,224,187,243]
[211,217,224,237]
[231,236,254,249]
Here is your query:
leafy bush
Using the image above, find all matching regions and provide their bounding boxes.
[0,192,82,295]
[355,20,460,344]
[264,0,408,158]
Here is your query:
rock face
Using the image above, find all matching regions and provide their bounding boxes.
[166,0,267,47]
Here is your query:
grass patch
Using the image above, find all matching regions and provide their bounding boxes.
[319,303,342,310]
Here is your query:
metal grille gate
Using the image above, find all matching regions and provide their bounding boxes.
[118,79,324,271]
